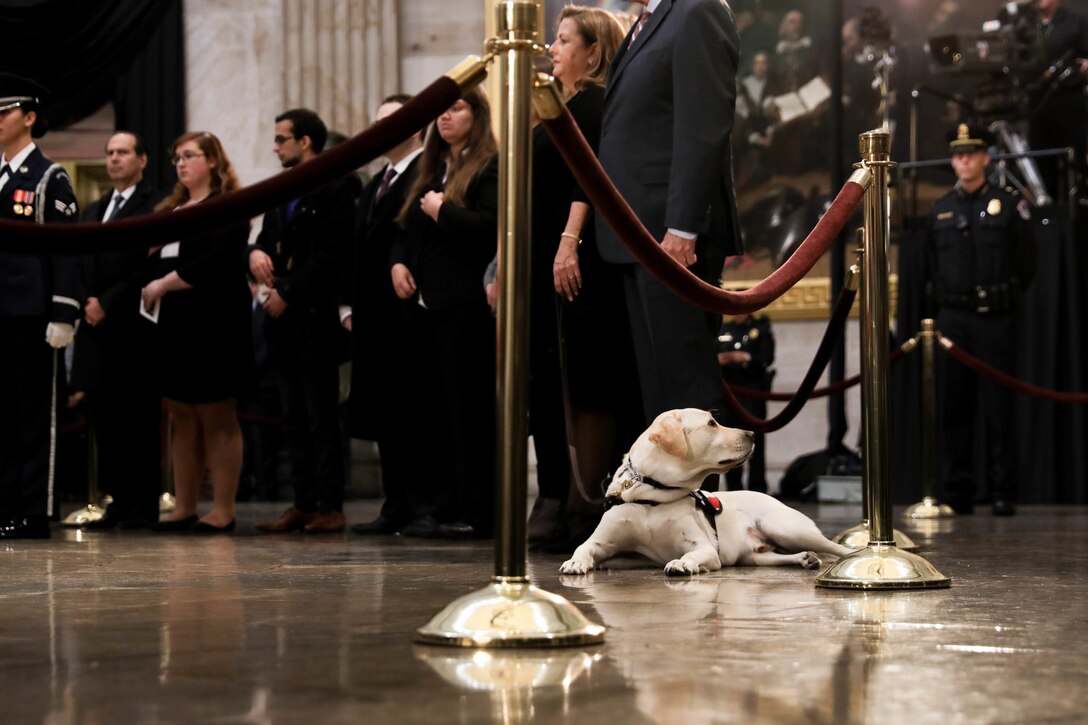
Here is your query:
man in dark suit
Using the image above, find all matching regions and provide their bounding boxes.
[595,0,743,430]
[251,108,357,534]
[341,94,429,536]
[71,131,165,529]
[0,74,80,538]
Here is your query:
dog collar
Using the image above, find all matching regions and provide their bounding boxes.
[616,455,684,493]
[689,490,723,534]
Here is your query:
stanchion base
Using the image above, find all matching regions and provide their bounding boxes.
[62,502,108,528]
[832,521,918,551]
[816,543,951,589]
[159,493,176,514]
[416,577,606,648]
[904,496,955,519]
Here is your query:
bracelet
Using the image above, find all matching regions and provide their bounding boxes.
[560,232,582,244]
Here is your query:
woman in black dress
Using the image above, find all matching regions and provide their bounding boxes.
[142,131,252,533]
[527,6,642,552]
[390,88,499,538]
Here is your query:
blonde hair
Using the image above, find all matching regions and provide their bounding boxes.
[156,131,241,211]
[557,6,627,91]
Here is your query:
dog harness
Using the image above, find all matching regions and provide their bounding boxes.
[604,487,724,539]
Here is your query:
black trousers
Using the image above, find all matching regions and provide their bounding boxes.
[277,354,344,512]
[621,264,725,425]
[0,316,56,520]
[721,382,768,493]
[86,373,161,521]
[422,302,496,533]
[936,309,1016,505]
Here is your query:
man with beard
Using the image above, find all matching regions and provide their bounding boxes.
[250,108,356,534]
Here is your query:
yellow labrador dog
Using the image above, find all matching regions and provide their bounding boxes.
[559,409,855,576]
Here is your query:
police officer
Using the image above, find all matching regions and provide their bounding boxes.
[925,123,1035,516]
[718,311,775,492]
[0,74,80,538]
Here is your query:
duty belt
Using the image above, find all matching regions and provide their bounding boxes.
[940,283,1016,314]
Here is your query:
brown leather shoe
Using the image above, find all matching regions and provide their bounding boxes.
[255,506,316,533]
[304,509,346,534]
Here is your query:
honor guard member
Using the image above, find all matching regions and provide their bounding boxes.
[924,123,1035,517]
[717,311,775,493]
[0,74,80,539]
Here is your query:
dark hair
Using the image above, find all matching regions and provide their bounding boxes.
[275,108,328,152]
[109,130,147,157]
[381,93,413,106]
[396,87,498,225]
[156,131,242,211]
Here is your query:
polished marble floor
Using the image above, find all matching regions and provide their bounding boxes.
[2,501,1087,724]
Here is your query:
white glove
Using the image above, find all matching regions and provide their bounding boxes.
[45,322,75,349]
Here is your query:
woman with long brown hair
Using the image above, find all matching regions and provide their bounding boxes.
[143,131,252,533]
[389,88,499,538]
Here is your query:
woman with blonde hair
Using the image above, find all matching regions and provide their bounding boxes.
[143,131,252,533]
[389,87,499,538]
[526,6,643,553]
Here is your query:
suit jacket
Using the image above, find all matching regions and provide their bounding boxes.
[0,146,80,320]
[345,156,422,437]
[390,156,499,311]
[596,0,743,271]
[252,176,357,360]
[70,181,166,391]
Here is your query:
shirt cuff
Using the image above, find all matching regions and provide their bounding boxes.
[338,305,352,323]
[667,228,698,241]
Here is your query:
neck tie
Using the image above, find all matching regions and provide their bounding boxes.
[629,10,651,47]
[106,193,125,221]
[376,166,397,200]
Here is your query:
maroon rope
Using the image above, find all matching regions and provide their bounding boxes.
[942,339,1088,403]
[730,347,909,401]
[541,106,866,315]
[719,285,857,432]
[0,76,464,254]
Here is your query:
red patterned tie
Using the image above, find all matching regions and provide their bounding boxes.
[376,166,397,200]
[629,11,651,47]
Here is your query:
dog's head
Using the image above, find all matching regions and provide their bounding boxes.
[608,409,754,495]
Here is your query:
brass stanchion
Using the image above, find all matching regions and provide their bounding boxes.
[904,318,955,518]
[416,0,605,647]
[817,129,949,589]
[831,229,918,552]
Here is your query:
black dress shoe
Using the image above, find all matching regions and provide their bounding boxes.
[191,518,236,533]
[399,515,440,538]
[350,516,402,535]
[0,517,51,539]
[435,521,479,539]
[150,515,199,532]
[992,500,1017,516]
[946,498,975,515]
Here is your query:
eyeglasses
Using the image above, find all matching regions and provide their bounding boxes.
[273,135,296,145]
[171,151,206,165]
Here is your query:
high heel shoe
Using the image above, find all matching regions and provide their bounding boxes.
[150,514,199,533]
[191,518,236,534]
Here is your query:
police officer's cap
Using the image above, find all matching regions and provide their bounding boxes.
[947,123,994,154]
[0,73,50,138]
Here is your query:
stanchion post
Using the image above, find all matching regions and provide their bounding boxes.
[416,1,605,646]
[816,129,949,589]
[904,318,954,518]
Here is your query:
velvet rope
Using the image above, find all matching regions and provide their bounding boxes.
[729,346,910,401]
[941,338,1088,404]
[718,285,857,433]
[0,76,464,255]
[541,106,866,315]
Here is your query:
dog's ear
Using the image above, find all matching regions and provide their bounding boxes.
[648,414,688,458]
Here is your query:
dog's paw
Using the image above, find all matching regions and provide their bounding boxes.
[664,558,700,576]
[801,552,822,570]
[559,557,591,575]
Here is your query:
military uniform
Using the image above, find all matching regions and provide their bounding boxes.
[718,313,775,492]
[0,80,80,536]
[925,134,1034,514]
